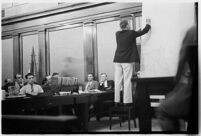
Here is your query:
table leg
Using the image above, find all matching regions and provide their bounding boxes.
[58,106,63,115]
[135,83,152,132]
[77,103,88,132]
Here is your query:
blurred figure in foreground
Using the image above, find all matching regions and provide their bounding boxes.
[157,25,198,133]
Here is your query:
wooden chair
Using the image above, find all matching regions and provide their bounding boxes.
[109,91,137,131]
[109,105,137,131]
[109,86,138,131]
[95,91,114,121]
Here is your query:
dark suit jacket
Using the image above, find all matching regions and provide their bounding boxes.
[113,24,151,63]
[99,80,114,91]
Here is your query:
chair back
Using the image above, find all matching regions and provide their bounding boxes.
[49,76,78,94]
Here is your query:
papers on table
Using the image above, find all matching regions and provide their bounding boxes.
[79,89,103,94]
[6,95,26,99]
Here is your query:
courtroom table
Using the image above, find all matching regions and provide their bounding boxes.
[2,94,90,132]
[2,91,114,132]
[131,76,175,132]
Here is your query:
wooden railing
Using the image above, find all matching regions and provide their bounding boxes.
[131,76,175,132]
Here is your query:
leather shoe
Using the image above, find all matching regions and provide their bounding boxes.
[123,103,133,107]
[114,102,123,107]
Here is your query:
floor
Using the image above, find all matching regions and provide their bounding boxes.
[88,117,161,132]
[88,116,187,133]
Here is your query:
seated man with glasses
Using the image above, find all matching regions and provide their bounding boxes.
[99,73,114,91]
[14,73,24,89]
[19,73,44,96]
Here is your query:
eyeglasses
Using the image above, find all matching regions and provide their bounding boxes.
[17,76,22,79]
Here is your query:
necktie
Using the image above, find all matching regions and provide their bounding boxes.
[31,84,34,92]
[87,82,91,91]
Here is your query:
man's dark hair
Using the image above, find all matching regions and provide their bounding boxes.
[14,73,22,79]
[25,73,34,79]
[88,73,96,80]
[120,19,128,29]
[52,72,59,77]
[100,73,107,77]
[4,79,9,83]
[88,73,94,77]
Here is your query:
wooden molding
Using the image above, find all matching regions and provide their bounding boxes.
[2,3,110,25]
[2,3,142,37]
[38,30,47,83]
[13,34,21,77]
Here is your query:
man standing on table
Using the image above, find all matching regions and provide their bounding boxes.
[113,18,151,106]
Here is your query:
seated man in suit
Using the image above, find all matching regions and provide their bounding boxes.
[84,73,99,92]
[42,75,52,92]
[99,73,114,91]
[2,78,12,93]
[14,73,25,93]
[19,73,44,96]
[7,82,18,96]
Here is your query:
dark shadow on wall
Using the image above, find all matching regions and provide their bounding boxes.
[61,57,84,83]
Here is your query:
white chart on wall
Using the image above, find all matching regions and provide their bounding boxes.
[139,2,195,78]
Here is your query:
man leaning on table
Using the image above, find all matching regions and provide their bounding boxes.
[19,73,44,96]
